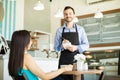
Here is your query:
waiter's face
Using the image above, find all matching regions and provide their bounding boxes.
[64,9,75,22]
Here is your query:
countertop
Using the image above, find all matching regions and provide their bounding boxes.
[0,55,59,61]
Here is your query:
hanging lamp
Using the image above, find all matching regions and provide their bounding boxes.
[54,9,63,18]
[33,0,44,11]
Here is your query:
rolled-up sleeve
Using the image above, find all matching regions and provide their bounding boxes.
[54,28,62,52]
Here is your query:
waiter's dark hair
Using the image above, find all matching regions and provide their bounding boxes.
[63,6,75,14]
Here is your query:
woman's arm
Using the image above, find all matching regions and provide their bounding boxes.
[24,54,73,80]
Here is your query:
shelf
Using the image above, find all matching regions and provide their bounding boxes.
[104,23,120,28]
[30,30,51,52]
[103,30,120,34]
[87,32,100,35]
[84,23,99,27]
[34,30,50,35]
[31,36,39,39]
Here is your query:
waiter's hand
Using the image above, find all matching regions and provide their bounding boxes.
[66,45,78,52]
[62,39,72,49]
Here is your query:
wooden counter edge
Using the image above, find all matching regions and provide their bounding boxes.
[63,70,103,75]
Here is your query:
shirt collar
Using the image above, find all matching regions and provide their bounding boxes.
[63,23,76,28]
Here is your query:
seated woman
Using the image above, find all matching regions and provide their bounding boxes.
[8,30,73,80]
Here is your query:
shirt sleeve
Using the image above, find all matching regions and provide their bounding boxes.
[54,28,62,52]
[77,26,89,53]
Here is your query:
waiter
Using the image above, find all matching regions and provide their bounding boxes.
[54,6,89,80]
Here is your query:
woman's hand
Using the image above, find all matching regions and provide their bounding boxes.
[62,65,73,71]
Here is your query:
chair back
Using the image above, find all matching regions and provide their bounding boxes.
[99,71,104,80]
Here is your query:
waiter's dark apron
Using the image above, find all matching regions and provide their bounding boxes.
[58,26,80,80]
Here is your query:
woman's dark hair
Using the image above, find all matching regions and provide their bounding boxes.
[8,30,30,79]
[63,6,75,14]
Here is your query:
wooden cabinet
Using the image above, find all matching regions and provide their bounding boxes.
[30,32,40,50]
[30,36,39,50]
[77,9,120,45]
[29,31,50,51]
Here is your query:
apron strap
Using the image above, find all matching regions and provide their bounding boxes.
[75,24,78,33]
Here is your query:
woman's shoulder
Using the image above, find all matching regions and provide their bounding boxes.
[23,53,34,69]
[24,53,35,68]
[24,53,33,60]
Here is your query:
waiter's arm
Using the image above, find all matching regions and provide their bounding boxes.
[54,28,62,52]
[77,28,89,53]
